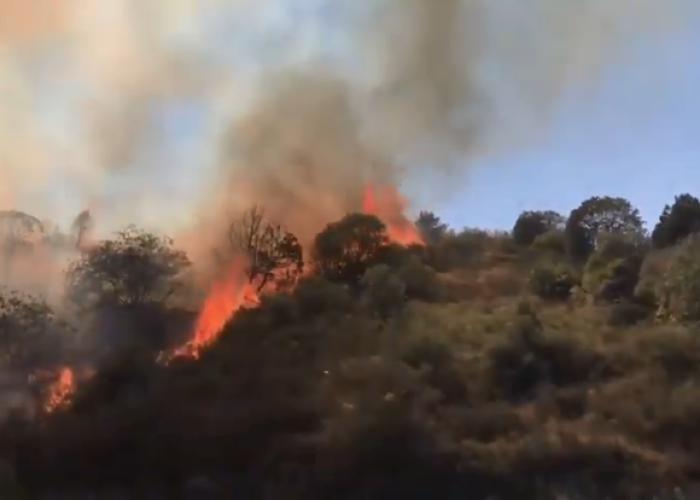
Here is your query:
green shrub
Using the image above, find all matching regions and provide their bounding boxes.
[487,319,605,402]
[361,265,406,319]
[660,234,700,321]
[531,230,566,256]
[398,257,444,302]
[528,264,579,301]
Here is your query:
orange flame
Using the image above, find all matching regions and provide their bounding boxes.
[191,256,257,347]
[167,182,422,362]
[164,254,258,360]
[362,182,423,245]
[44,367,74,412]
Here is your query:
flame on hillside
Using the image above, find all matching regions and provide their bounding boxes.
[162,183,423,362]
[362,182,423,245]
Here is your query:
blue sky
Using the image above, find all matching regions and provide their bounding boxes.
[435,19,700,231]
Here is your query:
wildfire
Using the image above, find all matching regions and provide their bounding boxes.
[164,254,258,360]
[165,182,423,361]
[362,182,423,245]
[44,367,74,412]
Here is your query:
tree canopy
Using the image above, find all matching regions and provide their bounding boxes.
[65,225,190,309]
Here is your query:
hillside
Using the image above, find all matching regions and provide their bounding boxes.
[3,193,700,498]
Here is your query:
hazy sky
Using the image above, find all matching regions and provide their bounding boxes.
[149,1,700,233]
[162,2,700,232]
[2,0,698,234]
[434,21,700,230]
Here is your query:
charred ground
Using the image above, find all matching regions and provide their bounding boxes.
[3,193,700,498]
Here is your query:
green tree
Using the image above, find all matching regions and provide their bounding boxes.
[65,225,190,309]
[415,211,448,243]
[565,196,645,261]
[660,234,700,321]
[312,213,391,286]
[651,194,700,249]
[512,210,565,247]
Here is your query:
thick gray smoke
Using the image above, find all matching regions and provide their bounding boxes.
[0,0,696,291]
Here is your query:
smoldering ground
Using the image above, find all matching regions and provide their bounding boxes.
[0,0,696,298]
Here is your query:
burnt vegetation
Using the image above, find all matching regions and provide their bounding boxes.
[5,194,700,498]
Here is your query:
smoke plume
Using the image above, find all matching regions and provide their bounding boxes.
[0,0,696,293]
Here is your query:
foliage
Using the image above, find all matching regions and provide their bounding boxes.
[530,229,566,256]
[487,319,606,402]
[528,263,579,301]
[414,211,448,243]
[582,233,644,303]
[312,213,391,286]
[360,265,406,319]
[606,301,652,327]
[659,234,700,322]
[512,210,565,247]
[398,256,445,302]
[0,290,70,374]
[7,193,700,497]
[651,193,700,249]
[65,225,190,309]
[565,196,645,261]
[226,205,304,292]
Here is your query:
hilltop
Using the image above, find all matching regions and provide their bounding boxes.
[2,193,700,498]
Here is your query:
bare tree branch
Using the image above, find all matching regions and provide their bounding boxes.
[228,205,304,293]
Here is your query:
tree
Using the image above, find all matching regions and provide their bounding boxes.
[651,194,700,249]
[659,234,700,322]
[65,225,190,309]
[414,211,448,243]
[227,205,304,293]
[565,196,645,261]
[512,210,565,247]
[71,209,94,250]
[312,213,391,286]
[0,290,69,375]
[0,211,44,280]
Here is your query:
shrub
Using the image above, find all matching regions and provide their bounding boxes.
[660,234,700,322]
[531,230,566,256]
[606,301,652,327]
[583,234,643,303]
[361,265,406,319]
[292,277,354,317]
[398,257,444,302]
[528,264,579,301]
[487,319,605,402]
[479,267,523,298]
